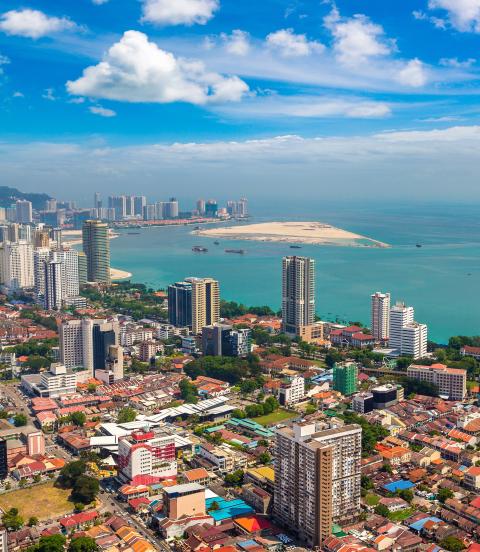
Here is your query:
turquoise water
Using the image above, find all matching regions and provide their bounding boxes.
[109,201,480,344]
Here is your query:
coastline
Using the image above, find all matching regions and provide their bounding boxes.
[111,268,132,281]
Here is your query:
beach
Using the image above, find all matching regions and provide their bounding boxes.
[111,268,132,280]
[194,221,390,248]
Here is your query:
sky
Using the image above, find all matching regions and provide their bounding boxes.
[1,0,480,203]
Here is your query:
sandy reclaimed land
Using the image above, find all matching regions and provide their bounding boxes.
[111,267,132,280]
[194,221,389,248]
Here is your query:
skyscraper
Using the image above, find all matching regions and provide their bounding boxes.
[94,192,102,210]
[274,421,362,548]
[133,196,146,216]
[197,199,206,215]
[371,291,391,341]
[44,259,63,310]
[389,301,415,350]
[0,241,34,290]
[108,196,127,220]
[82,220,111,284]
[168,281,193,327]
[281,256,315,335]
[77,251,87,287]
[15,200,33,224]
[188,277,220,334]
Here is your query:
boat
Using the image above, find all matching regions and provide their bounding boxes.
[127,232,141,235]
[289,245,302,249]
[416,244,422,248]
[192,246,208,252]
[214,241,220,245]
[194,226,201,230]
[225,249,245,254]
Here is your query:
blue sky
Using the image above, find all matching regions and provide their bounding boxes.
[1,0,480,202]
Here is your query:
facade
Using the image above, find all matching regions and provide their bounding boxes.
[274,422,362,548]
[38,363,77,398]
[168,281,192,328]
[96,344,124,384]
[93,320,119,374]
[372,384,404,409]
[27,431,45,456]
[278,375,305,406]
[82,220,111,284]
[407,363,467,401]
[59,319,94,372]
[332,362,358,396]
[1,241,34,290]
[189,277,220,335]
[389,302,414,350]
[352,392,374,414]
[281,256,315,335]
[15,200,33,223]
[201,324,251,357]
[371,291,390,341]
[400,322,428,359]
[163,483,206,519]
[117,429,177,482]
[44,260,63,310]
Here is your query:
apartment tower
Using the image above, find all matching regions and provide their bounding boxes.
[371,291,390,341]
[82,220,111,284]
[188,277,220,334]
[274,422,362,548]
[281,256,315,335]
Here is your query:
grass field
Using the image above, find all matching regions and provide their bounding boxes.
[388,507,415,522]
[364,494,380,506]
[253,409,297,426]
[0,481,73,520]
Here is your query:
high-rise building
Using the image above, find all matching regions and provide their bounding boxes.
[34,228,50,248]
[407,363,466,400]
[188,277,220,334]
[44,199,57,212]
[44,260,63,310]
[205,200,218,218]
[93,320,119,373]
[108,196,127,220]
[143,204,156,221]
[59,319,94,373]
[82,220,111,284]
[202,324,251,357]
[168,281,192,327]
[77,251,87,286]
[281,256,315,335]
[197,199,206,215]
[96,344,124,384]
[33,247,51,301]
[124,196,134,217]
[133,196,146,216]
[94,192,102,210]
[0,241,34,290]
[371,291,390,341]
[15,200,33,224]
[0,440,7,480]
[274,421,362,548]
[332,362,358,395]
[389,302,414,350]
[401,322,428,359]
[167,198,179,218]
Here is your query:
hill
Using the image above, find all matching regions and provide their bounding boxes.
[0,186,52,210]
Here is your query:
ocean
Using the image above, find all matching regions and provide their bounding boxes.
[109,200,480,344]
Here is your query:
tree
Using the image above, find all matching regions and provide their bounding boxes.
[439,536,465,552]
[57,460,86,488]
[325,350,343,368]
[179,379,199,404]
[117,407,137,424]
[68,536,99,552]
[374,504,390,518]
[70,411,86,427]
[224,470,244,487]
[28,516,38,527]
[258,452,271,465]
[87,383,97,394]
[71,475,100,504]
[3,507,24,530]
[361,475,373,490]
[28,534,67,552]
[13,413,27,427]
[398,489,413,503]
[209,501,220,512]
[437,487,454,503]
[382,463,393,474]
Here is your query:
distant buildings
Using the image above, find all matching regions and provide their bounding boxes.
[82,220,111,284]
[407,363,467,401]
[371,291,390,341]
[332,362,358,396]
[15,200,33,224]
[201,324,251,357]
[1,241,34,291]
[274,421,362,547]
[389,301,427,358]
[281,256,315,335]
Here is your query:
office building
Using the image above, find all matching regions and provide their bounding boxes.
[117,429,177,482]
[407,363,467,401]
[168,281,193,327]
[96,344,124,384]
[197,199,206,215]
[205,200,218,218]
[274,421,362,547]
[371,291,390,341]
[15,200,33,224]
[201,324,251,357]
[372,384,404,409]
[93,320,120,373]
[82,220,111,284]
[282,256,315,335]
[133,196,146,216]
[352,392,374,414]
[389,302,414,350]
[0,440,7,479]
[332,362,358,395]
[59,319,94,373]
[0,241,34,290]
[38,363,77,398]
[189,277,220,334]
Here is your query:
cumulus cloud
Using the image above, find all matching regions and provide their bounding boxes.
[396,59,428,87]
[141,0,219,26]
[427,0,480,32]
[0,9,76,39]
[89,105,116,117]
[266,28,324,57]
[220,30,250,56]
[324,7,393,65]
[66,31,249,105]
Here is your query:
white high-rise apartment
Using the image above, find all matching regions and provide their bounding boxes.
[401,322,428,359]
[59,319,94,374]
[15,200,33,224]
[33,247,51,299]
[55,249,80,299]
[274,421,362,548]
[1,241,34,290]
[34,248,80,308]
[389,301,414,350]
[371,291,390,341]
[282,256,315,335]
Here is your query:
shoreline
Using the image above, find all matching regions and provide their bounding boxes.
[111,268,132,281]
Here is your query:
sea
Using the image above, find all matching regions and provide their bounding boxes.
[109,199,480,344]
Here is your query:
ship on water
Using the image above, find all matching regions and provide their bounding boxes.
[192,246,208,252]
[225,249,245,254]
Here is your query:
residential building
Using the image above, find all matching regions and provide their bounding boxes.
[44,259,63,310]
[274,422,362,548]
[196,199,205,215]
[108,196,127,220]
[333,362,358,396]
[0,241,34,290]
[77,251,87,286]
[407,363,467,401]
[143,204,156,221]
[401,322,428,359]
[139,340,159,362]
[389,302,414,350]
[278,375,305,406]
[281,256,315,335]
[464,466,480,491]
[371,291,390,341]
[93,320,120,374]
[133,196,146,216]
[188,277,220,335]
[27,431,45,456]
[197,443,247,473]
[15,200,33,224]
[82,220,111,284]
[59,319,94,372]
[201,324,251,357]
[352,392,374,414]
[168,281,192,327]
[117,429,177,482]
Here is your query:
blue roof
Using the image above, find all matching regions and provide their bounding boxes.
[206,496,254,521]
[383,480,415,493]
[238,540,258,549]
[409,516,441,532]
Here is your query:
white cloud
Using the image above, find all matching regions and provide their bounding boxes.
[396,59,428,87]
[266,28,324,57]
[141,0,219,26]
[324,7,392,65]
[92,0,109,4]
[89,105,116,117]
[412,10,447,29]
[428,0,480,32]
[420,116,463,122]
[42,88,57,101]
[220,30,250,56]
[67,30,248,105]
[439,57,476,68]
[0,9,76,39]
[12,91,24,98]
